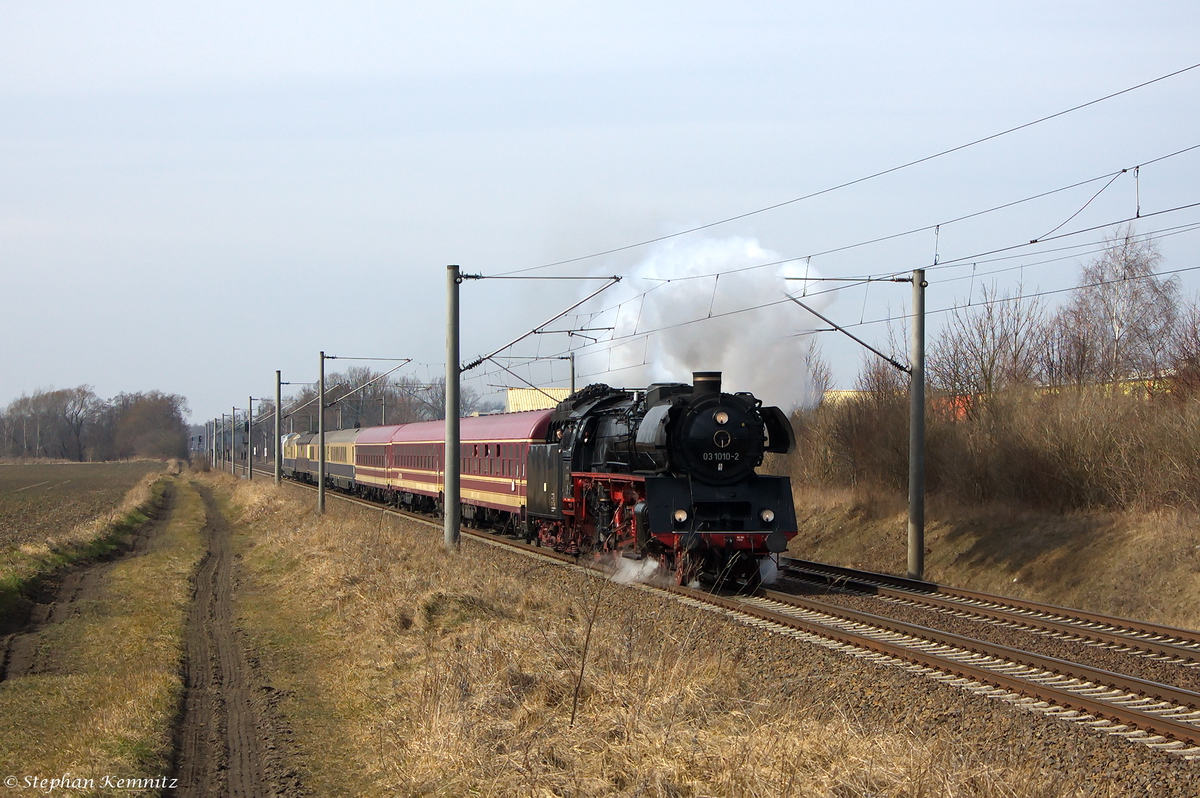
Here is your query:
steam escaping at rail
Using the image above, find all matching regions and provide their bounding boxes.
[609,555,662,585]
[758,556,780,586]
[582,236,830,410]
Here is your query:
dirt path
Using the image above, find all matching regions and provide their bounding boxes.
[0,483,177,681]
[170,484,278,798]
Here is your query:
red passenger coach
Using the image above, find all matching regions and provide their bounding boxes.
[455,410,553,525]
[362,410,553,528]
[387,419,447,510]
[354,424,403,500]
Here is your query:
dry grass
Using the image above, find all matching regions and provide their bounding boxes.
[224,476,1083,797]
[790,390,1200,512]
[782,390,1200,630]
[0,477,207,790]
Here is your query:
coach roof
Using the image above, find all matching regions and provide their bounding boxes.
[390,409,554,444]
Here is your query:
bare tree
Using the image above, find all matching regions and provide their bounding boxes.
[59,386,99,460]
[801,339,832,407]
[0,387,100,460]
[1,386,186,461]
[1167,299,1200,397]
[281,371,500,433]
[1052,227,1178,385]
[929,283,1044,398]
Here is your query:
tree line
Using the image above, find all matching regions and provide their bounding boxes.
[0,388,189,461]
[279,372,500,434]
[928,227,1195,397]
[833,226,1197,401]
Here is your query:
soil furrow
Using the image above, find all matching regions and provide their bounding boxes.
[171,484,270,798]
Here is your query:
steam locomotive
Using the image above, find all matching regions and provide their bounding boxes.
[282,371,797,588]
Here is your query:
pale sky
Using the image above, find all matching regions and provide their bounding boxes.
[2,2,1198,422]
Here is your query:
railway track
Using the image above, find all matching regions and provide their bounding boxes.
[782,558,1200,666]
[721,591,1200,753]
[274,478,1200,759]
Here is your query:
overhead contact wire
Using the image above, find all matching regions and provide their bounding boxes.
[494,62,1200,276]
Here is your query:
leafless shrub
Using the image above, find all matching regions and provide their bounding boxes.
[794,374,1200,511]
[1167,301,1200,399]
[929,283,1044,399]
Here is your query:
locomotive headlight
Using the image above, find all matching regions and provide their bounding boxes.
[714,411,729,425]
[673,508,689,524]
[760,508,775,523]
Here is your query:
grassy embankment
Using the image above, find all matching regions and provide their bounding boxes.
[223,474,1078,797]
[782,389,1200,630]
[0,474,206,791]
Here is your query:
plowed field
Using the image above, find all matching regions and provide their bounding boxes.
[0,461,165,549]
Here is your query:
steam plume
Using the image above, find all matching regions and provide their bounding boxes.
[583,236,827,410]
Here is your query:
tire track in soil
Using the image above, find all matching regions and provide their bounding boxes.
[170,484,275,798]
[0,483,177,681]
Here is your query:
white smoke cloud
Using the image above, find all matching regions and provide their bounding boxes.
[581,236,829,410]
[609,555,661,585]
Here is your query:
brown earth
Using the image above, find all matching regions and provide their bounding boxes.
[170,484,299,797]
[0,460,165,550]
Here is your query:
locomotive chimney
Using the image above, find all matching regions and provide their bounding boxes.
[693,371,722,395]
